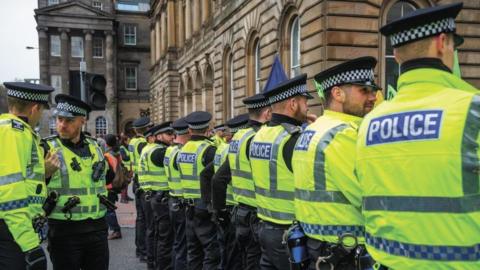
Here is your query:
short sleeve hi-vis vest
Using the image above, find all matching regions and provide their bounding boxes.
[138,143,168,191]
[46,137,107,221]
[250,124,299,225]
[129,137,146,175]
[214,143,236,206]
[292,110,364,244]
[229,127,257,207]
[356,68,480,269]
[0,114,46,251]
[178,140,213,199]
[165,145,183,197]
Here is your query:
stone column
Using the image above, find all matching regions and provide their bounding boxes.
[37,26,49,85]
[193,0,199,33]
[155,16,161,62]
[167,0,176,48]
[84,30,94,72]
[150,27,156,66]
[59,28,70,94]
[185,0,192,40]
[161,11,167,56]
[105,31,116,133]
[177,0,184,47]
[201,0,209,25]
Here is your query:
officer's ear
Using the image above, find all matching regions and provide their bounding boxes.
[331,86,346,103]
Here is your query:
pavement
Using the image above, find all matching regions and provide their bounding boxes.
[45,184,145,270]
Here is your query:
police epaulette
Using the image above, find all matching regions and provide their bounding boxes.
[42,134,58,141]
[281,123,301,135]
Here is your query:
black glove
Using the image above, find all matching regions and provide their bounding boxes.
[213,209,230,229]
[25,246,47,270]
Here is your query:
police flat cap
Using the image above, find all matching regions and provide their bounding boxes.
[242,93,270,109]
[185,111,212,130]
[4,82,54,107]
[380,2,463,48]
[264,73,313,105]
[314,56,380,94]
[172,118,189,135]
[54,94,91,118]
[133,117,151,129]
[143,125,158,137]
[153,121,173,135]
[226,114,249,133]
[213,124,226,132]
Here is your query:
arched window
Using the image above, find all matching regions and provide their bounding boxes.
[290,16,301,77]
[95,116,107,136]
[247,34,261,96]
[223,48,233,121]
[384,1,417,89]
[49,117,57,135]
[255,41,261,93]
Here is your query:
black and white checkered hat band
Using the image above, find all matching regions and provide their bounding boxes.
[188,122,210,130]
[230,124,248,133]
[245,100,270,109]
[154,127,173,135]
[318,69,375,91]
[56,102,87,116]
[7,88,49,102]
[175,128,189,135]
[268,84,307,104]
[390,17,456,47]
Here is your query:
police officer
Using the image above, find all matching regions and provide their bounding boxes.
[177,111,221,269]
[210,93,272,270]
[164,118,190,270]
[137,124,162,269]
[139,122,175,270]
[44,94,109,270]
[129,116,152,262]
[356,3,479,269]
[0,82,54,270]
[211,123,227,146]
[249,74,313,270]
[292,57,379,270]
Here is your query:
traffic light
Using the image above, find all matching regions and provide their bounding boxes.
[86,73,107,110]
[69,72,107,110]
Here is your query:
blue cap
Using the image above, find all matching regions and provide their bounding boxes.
[243,93,270,109]
[185,111,212,130]
[54,94,91,118]
[263,55,288,93]
[264,73,313,105]
[380,2,463,48]
[226,114,249,133]
[133,117,151,129]
[314,56,380,96]
[172,118,189,135]
[4,82,54,107]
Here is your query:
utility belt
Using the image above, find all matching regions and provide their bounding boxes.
[261,219,291,230]
[144,190,170,203]
[169,196,186,212]
[234,203,257,227]
[184,198,209,220]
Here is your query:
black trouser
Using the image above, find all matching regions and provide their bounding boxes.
[151,191,173,270]
[169,196,187,270]
[218,205,242,270]
[134,176,146,257]
[141,191,156,269]
[106,191,121,233]
[48,230,109,270]
[185,200,221,270]
[307,239,378,270]
[258,221,290,270]
[0,220,27,270]
[234,204,261,270]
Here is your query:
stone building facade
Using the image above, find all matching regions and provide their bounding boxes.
[149,0,480,125]
[35,0,151,137]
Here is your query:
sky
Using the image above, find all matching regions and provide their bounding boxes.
[0,1,39,83]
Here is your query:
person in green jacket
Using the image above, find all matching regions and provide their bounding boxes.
[0,82,54,270]
[292,57,379,270]
[356,3,479,269]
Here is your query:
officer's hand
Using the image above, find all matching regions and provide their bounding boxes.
[306,113,317,124]
[214,210,230,229]
[45,150,60,178]
[25,246,47,270]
